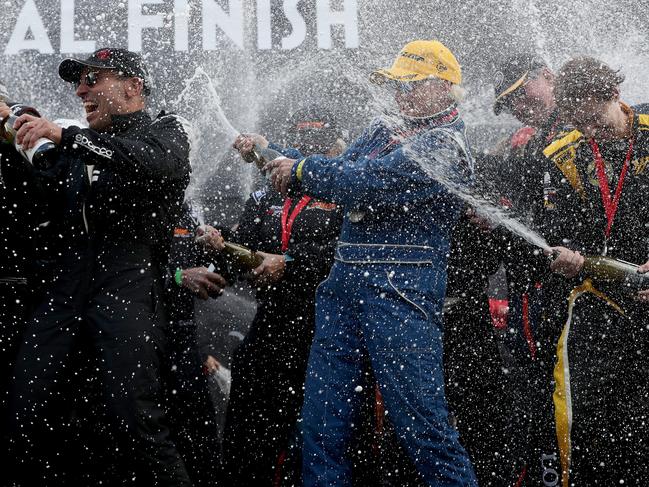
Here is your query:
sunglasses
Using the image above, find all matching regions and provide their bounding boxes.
[393,81,418,94]
[74,71,100,88]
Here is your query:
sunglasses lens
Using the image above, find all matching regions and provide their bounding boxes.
[74,72,98,88]
[394,81,414,93]
[86,72,98,86]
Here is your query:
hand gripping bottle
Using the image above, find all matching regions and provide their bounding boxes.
[1,103,56,169]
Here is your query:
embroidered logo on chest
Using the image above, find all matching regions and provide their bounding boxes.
[633,156,649,175]
[587,160,613,187]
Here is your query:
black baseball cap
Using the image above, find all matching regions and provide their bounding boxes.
[493,53,547,115]
[59,48,151,95]
[287,105,341,154]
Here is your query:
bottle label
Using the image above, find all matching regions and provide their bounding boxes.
[20,138,56,167]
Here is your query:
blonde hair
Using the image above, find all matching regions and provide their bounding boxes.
[450,84,466,103]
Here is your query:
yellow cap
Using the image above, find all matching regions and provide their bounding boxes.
[370,40,462,85]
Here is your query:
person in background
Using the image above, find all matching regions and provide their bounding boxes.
[208,105,345,486]
[442,193,513,486]
[482,53,568,484]
[162,201,227,486]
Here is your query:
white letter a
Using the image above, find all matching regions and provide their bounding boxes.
[5,0,54,55]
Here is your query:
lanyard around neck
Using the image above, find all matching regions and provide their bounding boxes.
[588,137,634,239]
[281,195,311,252]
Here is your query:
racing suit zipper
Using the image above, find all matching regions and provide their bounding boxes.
[79,164,95,316]
[82,164,94,234]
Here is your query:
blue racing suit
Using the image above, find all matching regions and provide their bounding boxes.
[288,105,478,486]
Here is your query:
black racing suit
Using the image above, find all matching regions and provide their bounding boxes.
[537,103,649,486]
[161,204,222,486]
[485,113,567,485]
[0,146,32,321]
[0,145,47,469]
[222,186,342,486]
[443,207,514,487]
[6,110,194,486]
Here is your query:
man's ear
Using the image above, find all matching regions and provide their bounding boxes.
[450,82,466,103]
[542,67,555,82]
[124,77,144,99]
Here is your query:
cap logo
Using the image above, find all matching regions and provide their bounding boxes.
[493,71,504,90]
[401,51,425,62]
[96,49,112,60]
[296,121,325,130]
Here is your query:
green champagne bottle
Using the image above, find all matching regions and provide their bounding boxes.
[582,256,649,291]
[222,241,264,270]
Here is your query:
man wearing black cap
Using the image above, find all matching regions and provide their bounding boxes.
[486,53,567,484]
[435,57,559,486]
[493,54,557,129]
[1,48,194,485]
[212,105,345,486]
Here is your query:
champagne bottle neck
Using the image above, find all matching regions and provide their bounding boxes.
[249,144,282,171]
[3,114,19,142]
[222,241,263,270]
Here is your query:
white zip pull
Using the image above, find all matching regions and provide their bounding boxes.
[82,164,94,234]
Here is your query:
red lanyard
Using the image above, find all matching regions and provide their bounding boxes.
[589,137,634,239]
[281,195,311,252]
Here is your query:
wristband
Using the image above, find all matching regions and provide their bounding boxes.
[174,268,183,287]
[284,254,294,262]
[296,159,307,181]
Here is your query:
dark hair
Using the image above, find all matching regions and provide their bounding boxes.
[555,57,624,110]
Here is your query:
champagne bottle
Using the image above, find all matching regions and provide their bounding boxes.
[222,241,264,270]
[582,256,649,291]
[242,143,283,172]
[1,104,56,168]
[195,226,263,270]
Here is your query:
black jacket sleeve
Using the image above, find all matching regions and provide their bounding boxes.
[446,210,502,298]
[488,145,554,291]
[0,144,35,199]
[0,144,67,224]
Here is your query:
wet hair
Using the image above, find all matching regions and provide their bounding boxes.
[555,57,625,110]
